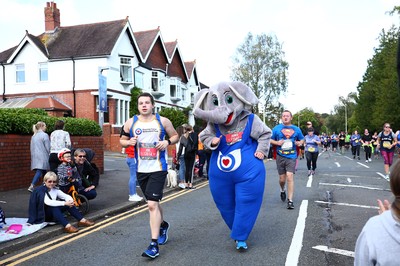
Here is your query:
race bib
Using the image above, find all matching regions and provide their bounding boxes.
[383,141,391,149]
[282,139,293,151]
[139,142,157,160]
[307,147,315,152]
[225,131,243,145]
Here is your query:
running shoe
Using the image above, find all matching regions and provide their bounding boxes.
[158,221,170,245]
[369,158,372,162]
[308,170,312,176]
[287,200,294,209]
[128,194,143,202]
[280,191,286,202]
[311,170,315,175]
[236,240,248,250]
[365,160,368,163]
[357,157,360,160]
[178,183,186,189]
[142,242,159,259]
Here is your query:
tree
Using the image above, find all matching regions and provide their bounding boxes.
[159,107,188,130]
[129,86,142,117]
[231,32,289,123]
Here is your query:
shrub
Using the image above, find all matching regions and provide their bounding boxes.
[0,108,102,136]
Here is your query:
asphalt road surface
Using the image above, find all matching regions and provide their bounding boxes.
[0,148,393,266]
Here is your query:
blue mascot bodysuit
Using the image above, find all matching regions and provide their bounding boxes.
[194,81,271,250]
[209,114,265,242]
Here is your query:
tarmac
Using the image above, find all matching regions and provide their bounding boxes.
[0,151,207,256]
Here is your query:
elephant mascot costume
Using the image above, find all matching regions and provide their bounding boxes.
[193,81,271,250]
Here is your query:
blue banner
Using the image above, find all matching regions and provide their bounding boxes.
[99,74,107,112]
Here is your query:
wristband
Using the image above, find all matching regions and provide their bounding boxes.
[167,139,171,145]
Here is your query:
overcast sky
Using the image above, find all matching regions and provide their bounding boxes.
[1,0,398,114]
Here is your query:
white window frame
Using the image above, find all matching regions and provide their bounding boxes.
[16,64,25,83]
[39,62,48,82]
[120,57,132,83]
[152,71,159,91]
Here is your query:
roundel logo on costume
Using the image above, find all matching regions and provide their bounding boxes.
[135,128,143,135]
[217,149,241,172]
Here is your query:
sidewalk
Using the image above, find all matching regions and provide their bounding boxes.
[0,151,207,255]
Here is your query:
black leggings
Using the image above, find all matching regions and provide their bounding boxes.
[364,146,372,160]
[352,145,360,156]
[305,152,318,171]
[184,153,196,184]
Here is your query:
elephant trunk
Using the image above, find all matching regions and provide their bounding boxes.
[193,106,232,125]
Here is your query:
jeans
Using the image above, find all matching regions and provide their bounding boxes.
[45,205,83,227]
[178,155,186,182]
[126,157,138,195]
[32,169,46,185]
[197,150,207,177]
[79,188,97,200]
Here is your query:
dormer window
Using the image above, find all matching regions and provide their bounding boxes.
[120,57,132,83]
[16,64,25,83]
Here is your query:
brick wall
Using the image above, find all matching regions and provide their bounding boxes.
[0,134,104,191]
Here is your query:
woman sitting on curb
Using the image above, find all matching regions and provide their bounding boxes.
[28,171,95,233]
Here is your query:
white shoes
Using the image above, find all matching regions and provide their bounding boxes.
[178,183,186,189]
[28,184,34,192]
[128,194,143,202]
[368,158,372,162]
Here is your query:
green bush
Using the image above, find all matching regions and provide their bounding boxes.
[0,108,102,136]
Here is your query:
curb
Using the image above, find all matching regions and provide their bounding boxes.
[0,178,207,256]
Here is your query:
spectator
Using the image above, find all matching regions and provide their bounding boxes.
[49,120,71,172]
[354,160,400,265]
[57,148,97,200]
[122,144,143,202]
[197,135,207,179]
[73,149,99,200]
[175,125,187,189]
[27,171,94,233]
[178,125,198,189]
[29,121,50,192]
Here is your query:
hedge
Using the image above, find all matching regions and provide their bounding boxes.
[0,108,102,136]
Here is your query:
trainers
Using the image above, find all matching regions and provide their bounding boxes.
[28,184,34,192]
[311,170,315,175]
[236,240,248,250]
[369,158,372,162]
[128,194,143,202]
[178,183,186,189]
[142,242,159,259]
[158,221,170,245]
[287,200,294,209]
[280,191,286,202]
[365,160,368,163]
[385,174,390,181]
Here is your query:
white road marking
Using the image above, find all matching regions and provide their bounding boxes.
[321,174,369,178]
[344,156,352,160]
[347,178,352,183]
[335,162,341,167]
[312,245,354,257]
[315,200,379,209]
[357,162,369,168]
[306,175,313,187]
[285,200,308,266]
[319,182,390,191]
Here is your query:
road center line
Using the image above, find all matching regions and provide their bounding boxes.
[285,200,308,266]
[312,245,354,257]
[335,162,340,167]
[306,175,313,187]
[319,182,390,191]
[315,200,379,209]
[357,162,369,168]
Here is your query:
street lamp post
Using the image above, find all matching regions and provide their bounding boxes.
[297,114,303,127]
[344,104,347,133]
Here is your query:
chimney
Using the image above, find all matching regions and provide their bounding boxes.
[44,2,60,32]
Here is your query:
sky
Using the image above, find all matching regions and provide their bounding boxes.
[0,0,399,114]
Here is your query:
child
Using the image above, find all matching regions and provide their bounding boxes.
[56,148,84,194]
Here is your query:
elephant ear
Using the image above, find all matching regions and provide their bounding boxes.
[193,89,209,115]
[229,81,259,107]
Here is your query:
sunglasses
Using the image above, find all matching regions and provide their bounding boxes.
[77,155,86,158]
[385,126,390,128]
[46,180,57,183]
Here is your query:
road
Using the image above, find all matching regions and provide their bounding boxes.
[0,149,392,266]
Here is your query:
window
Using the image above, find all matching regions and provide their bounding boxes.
[170,84,176,97]
[120,57,132,83]
[16,64,25,83]
[39,63,48,81]
[152,72,158,91]
[134,71,144,89]
[181,89,186,101]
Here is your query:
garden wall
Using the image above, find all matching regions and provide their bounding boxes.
[0,135,104,191]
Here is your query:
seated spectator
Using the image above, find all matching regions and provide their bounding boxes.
[354,160,400,265]
[57,148,97,200]
[27,172,95,233]
[73,149,99,191]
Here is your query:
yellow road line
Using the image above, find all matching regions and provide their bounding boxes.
[1,181,209,265]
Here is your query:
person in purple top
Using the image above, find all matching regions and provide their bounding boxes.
[351,130,361,160]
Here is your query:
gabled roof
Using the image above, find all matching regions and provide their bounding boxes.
[133,27,170,63]
[184,61,196,79]
[0,18,129,62]
[164,40,177,59]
